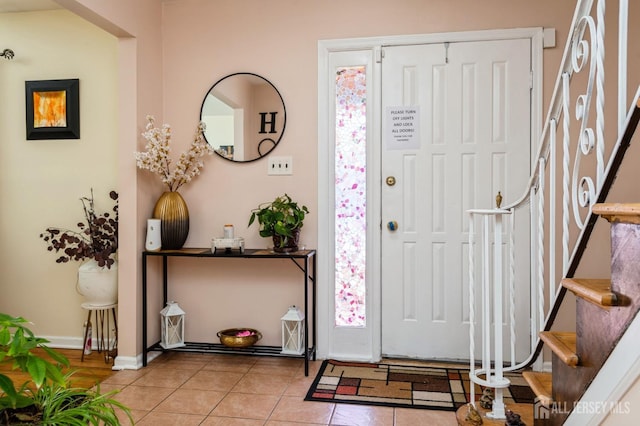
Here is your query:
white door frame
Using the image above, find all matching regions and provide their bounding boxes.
[318,28,544,362]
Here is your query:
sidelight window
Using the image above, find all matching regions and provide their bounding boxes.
[334,66,367,327]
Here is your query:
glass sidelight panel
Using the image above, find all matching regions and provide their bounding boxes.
[334,66,367,327]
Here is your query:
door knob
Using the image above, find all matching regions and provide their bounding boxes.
[387,221,398,231]
[386,176,396,186]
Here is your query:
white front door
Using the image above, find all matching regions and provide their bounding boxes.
[380,39,532,360]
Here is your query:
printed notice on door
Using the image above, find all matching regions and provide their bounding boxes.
[385,106,420,150]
